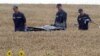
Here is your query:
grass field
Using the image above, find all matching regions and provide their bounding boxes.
[0,4,100,56]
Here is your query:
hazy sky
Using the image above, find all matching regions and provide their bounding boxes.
[0,0,100,4]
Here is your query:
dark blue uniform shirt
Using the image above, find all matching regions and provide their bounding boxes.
[13,12,26,31]
[77,13,91,30]
[55,10,67,29]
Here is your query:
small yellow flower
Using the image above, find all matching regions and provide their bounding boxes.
[18,49,25,56]
[6,50,12,56]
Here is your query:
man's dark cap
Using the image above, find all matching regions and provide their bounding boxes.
[57,4,62,7]
[78,8,83,12]
[13,5,18,9]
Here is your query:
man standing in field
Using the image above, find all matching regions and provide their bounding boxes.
[28,4,67,31]
[53,4,67,30]
[77,9,92,30]
[13,6,26,32]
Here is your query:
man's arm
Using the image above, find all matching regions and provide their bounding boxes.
[22,13,26,24]
[87,14,92,22]
[61,12,67,27]
[77,16,80,24]
[63,12,67,22]
[13,13,16,23]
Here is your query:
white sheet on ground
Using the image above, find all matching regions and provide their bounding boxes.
[36,25,56,30]
[35,25,61,31]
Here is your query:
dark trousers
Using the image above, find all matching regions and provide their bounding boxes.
[15,26,25,32]
[78,22,89,30]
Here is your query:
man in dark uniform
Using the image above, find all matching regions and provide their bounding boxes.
[77,9,92,30]
[28,4,67,31]
[53,4,67,30]
[13,6,26,31]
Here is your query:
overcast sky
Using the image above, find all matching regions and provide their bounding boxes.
[0,0,100,4]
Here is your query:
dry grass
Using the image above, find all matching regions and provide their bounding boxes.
[0,4,100,56]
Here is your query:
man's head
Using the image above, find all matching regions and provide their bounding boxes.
[78,8,84,15]
[13,5,19,13]
[56,4,62,11]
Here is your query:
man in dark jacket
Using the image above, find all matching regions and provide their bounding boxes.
[53,4,67,30]
[13,6,26,31]
[77,9,92,30]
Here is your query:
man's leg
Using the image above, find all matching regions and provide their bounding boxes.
[78,23,82,30]
[19,26,26,31]
[15,26,19,32]
[84,22,89,30]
